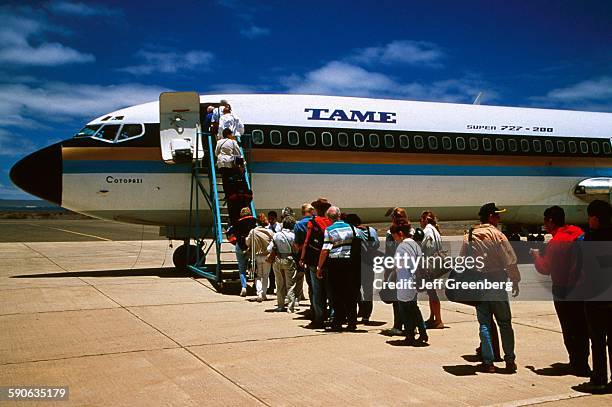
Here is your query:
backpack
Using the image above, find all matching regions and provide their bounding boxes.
[304,216,325,266]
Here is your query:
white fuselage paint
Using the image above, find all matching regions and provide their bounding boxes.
[62,172,589,225]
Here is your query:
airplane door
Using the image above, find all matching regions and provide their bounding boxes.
[159,92,204,163]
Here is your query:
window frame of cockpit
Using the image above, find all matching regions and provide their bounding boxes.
[81,122,145,144]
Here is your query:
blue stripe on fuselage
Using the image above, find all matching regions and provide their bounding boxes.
[63,160,612,177]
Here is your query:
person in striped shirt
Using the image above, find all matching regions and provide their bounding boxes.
[316,206,365,331]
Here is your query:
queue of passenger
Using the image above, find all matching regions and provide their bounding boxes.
[224,199,611,394]
[207,100,612,392]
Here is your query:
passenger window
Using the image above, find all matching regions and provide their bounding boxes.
[520,139,530,152]
[116,124,144,141]
[369,133,380,148]
[568,140,577,154]
[414,135,424,150]
[338,132,349,148]
[604,140,611,155]
[322,131,333,147]
[495,138,505,152]
[399,135,410,149]
[508,139,518,153]
[591,141,600,154]
[579,141,588,154]
[483,138,492,152]
[368,133,380,148]
[305,131,316,146]
[353,133,364,148]
[384,134,395,148]
[270,130,282,145]
[74,124,101,138]
[456,136,466,151]
[556,140,566,154]
[533,140,542,153]
[427,136,438,150]
[469,137,479,151]
[545,140,554,153]
[252,129,264,145]
[288,131,299,146]
[442,136,452,150]
[95,124,120,142]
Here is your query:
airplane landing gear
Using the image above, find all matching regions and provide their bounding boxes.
[172,242,203,271]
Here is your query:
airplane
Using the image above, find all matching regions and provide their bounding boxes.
[10,92,612,271]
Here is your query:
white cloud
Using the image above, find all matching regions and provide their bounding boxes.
[0,82,170,121]
[47,1,122,17]
[281,61,491,103]
[530,77,612,112]
[240,25,270,39]
[0,42,94,66]
[0,8,95,66]
[119,50,214,75]
[348,40,444,67]
[282,62,396,96]
[0,128,36,156]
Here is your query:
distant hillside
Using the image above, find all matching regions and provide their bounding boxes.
[0,199,91,219]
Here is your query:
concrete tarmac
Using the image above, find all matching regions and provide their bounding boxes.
[1,222,611,406]
[0,219,164,243]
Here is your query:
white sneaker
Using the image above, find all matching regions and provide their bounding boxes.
[240,288,247,297]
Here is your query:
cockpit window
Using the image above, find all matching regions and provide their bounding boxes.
[76,123,145,143]
[95,124,120,141]
[74,124,101,138]
[116,124,144,141]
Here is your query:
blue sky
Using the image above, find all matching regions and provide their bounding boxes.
[1,0,611,199]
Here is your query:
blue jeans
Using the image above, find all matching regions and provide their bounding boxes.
[476,298,515,364]
[235,243,248,288]
[308,265,327,325]
[397,300,426,338]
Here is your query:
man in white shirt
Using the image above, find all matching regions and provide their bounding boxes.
[217,105,244,141]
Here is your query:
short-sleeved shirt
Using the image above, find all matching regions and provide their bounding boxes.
[395,238,422,302]
[211,106,224,123]
[268,223,282,234]
[323,220,365,259]
[268,229,295,257]
[294,215,312,246]
[361,226,380,251]
[304,216,333,247]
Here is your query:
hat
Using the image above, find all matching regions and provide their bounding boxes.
[478,202,506,217]
[281,206,295,219]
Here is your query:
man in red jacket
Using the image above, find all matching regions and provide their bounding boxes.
[531,205,590,377]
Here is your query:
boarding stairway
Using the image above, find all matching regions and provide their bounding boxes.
[186,131,256,291]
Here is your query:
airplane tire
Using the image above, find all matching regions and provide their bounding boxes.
[173,244,203,271]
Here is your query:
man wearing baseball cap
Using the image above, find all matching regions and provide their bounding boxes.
[465,202,521,373]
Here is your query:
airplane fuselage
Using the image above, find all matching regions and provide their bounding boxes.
[10,94,612,234]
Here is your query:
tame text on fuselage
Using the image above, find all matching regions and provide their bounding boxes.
[305,108,397,124]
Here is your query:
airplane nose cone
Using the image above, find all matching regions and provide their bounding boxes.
[10,143,62,205]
